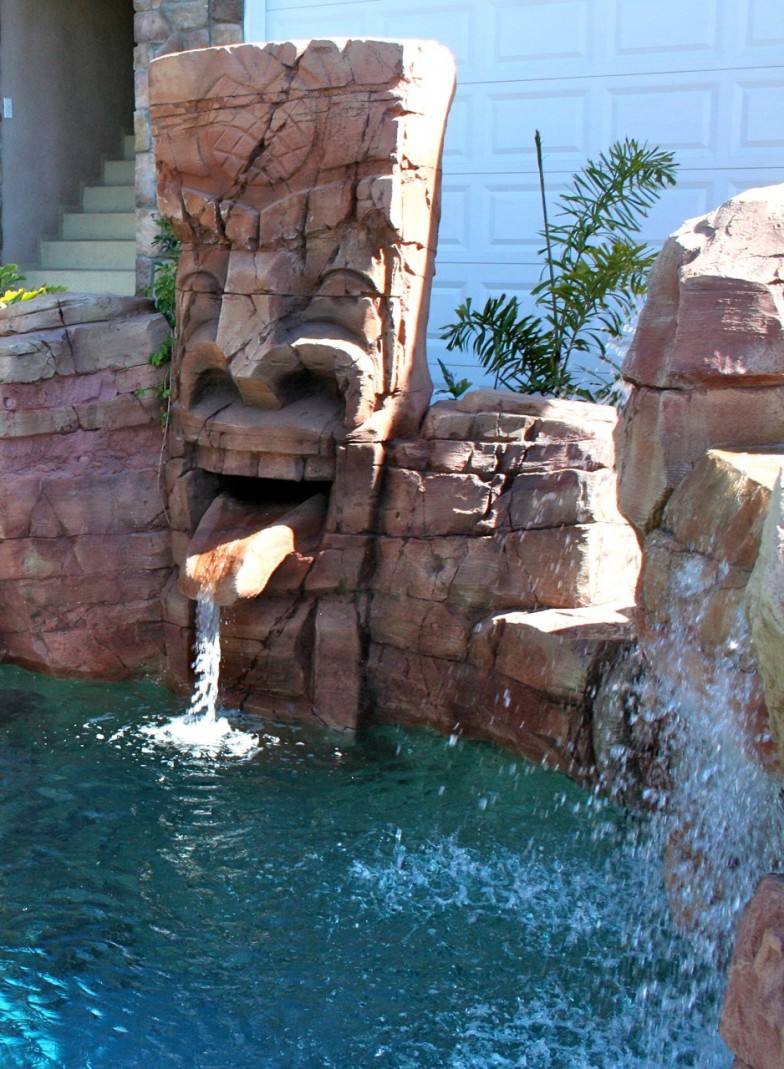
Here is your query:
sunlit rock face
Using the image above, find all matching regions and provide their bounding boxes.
[617,184,784,540]
[721,875,784,1069]
[747,470,784,759]
[0,294,171,678]
[150,40,641,774]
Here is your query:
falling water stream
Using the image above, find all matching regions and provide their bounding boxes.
[143,595,257,758]
[0,589,779,1066]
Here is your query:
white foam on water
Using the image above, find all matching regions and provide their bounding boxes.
[142,710,259,758]
[142,593,259,758]
[346,833,729,1068]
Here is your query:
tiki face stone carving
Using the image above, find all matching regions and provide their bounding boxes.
[149,39,456,446]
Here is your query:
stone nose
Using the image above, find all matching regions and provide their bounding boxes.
[230,323,378,429]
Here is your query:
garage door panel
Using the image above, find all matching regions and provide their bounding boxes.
[265,3,377,38]
[428,260,545,374]
[438,177,557,267]
[611,0,721,59]
[490,0,592,65]
[442,93,471,164]
[734,80,784,153]
[741,0,784,54]
[491,90,591,160]
[607,83,721,157]
[380,4,477,70]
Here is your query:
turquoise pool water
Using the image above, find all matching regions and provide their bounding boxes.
[0,665,728,1068]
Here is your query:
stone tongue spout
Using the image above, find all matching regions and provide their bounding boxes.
[180,492,327,606]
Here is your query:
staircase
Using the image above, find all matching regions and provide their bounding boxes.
[22,134,137,297]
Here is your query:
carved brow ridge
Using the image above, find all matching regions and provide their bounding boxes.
[318,267,382,294]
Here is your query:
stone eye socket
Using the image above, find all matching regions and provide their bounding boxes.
[296,269,384,349]
[315,269,380,298]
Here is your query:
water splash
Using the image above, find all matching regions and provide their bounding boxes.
[143,594,257,757]
[610,557,784,1062]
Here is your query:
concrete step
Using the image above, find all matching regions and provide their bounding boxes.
[40,238,136,271]
[62,211,136,240]
[102,158,135,185]
[21,268,137,297]
[82,184,135,212]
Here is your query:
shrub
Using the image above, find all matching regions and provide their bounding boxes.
[0,264,65,309]
[439,133,678,402]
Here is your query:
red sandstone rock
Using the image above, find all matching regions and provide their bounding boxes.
[313,597,363,729]
[721,875,784,1069]
[151,39,643,765]
[471,604,635,702]
[150,39,456,444]
[617,185,784,538]
[0,294,171,678]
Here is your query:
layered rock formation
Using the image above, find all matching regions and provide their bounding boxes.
[617,185,784,539]
[638,447,783,768]
[366,390,639,776]
[611,184,784,1063]
[0,293,171,677]
[721,875,784,1069]
[747,472,784,758]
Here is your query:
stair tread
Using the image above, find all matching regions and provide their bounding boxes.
[24,129,137,297]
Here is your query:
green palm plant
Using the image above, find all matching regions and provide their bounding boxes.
[440,133,678,401]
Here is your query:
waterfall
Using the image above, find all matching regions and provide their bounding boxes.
[613,557,784,1067]
[185,594,222,723]
[143,592,258,756]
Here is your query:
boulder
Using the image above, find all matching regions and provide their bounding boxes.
[721,875,784,1069]
[617,185,784,538]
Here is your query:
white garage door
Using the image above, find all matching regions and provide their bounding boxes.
[245,0,784,391]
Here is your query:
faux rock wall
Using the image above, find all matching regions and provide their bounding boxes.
[612,184,784,1067]
[0,294,171,678]
[721,875,784,1069]
[637,447,783,768]
[616,185,784,774]
[148,37,644,788]
[366,390,640,777]
[162,388,641,782]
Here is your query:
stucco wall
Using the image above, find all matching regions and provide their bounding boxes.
[0,0,134,264]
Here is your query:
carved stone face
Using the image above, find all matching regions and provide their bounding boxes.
[149,39,456,448]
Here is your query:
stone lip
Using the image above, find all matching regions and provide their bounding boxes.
[148,37,457,107]
[0,292,156,335]
[181,490,327,606]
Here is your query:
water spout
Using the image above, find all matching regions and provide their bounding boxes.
[180,491,327,606]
